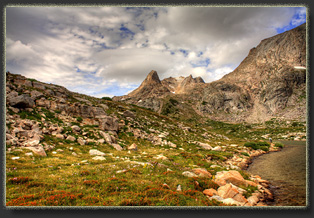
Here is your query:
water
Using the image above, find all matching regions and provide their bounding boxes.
[246,140,307,206]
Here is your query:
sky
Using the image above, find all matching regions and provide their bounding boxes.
[6,6,306,98]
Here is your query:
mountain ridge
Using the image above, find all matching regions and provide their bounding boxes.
[113,23,306,123]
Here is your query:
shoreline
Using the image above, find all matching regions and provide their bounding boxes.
[244,140,307,206]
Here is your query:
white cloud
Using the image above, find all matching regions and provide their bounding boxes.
[5,6,305,97]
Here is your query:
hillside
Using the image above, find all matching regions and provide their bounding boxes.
[114,24,306,123]
[5,71,306,206]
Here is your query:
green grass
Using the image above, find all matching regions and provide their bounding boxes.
[5,87,306,206]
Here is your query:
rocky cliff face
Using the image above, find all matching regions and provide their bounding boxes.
[114,24,306,123]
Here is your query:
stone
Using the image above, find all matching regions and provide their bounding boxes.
[212,146,222,151]
[66,135,76,142]
[25,137,40,147]
[71,125,81,132]
[72,152,77,156]
[213,178,227,187]
[25,152,33,156]
[203,188,218,197]
[123,110,136,119]
[247,195,259,206]
[221,198,243,206]
[12,157,20,160]
[56,134,65,140]
[232,192,248,204]
[24,145,47,157]
[32,81,46,90]
[209,195,224,202]
[111,144,123,151]
[89,149,106,156]
[30,90,44,100]
[8,94,35,108]
[77,138,86,145]
[177,185,182,192]
[99,116,119,132]
[182,171,198,178]
[197,142,213,150]
[92,156,106,161]
[97,139,105,144]
[168,141,177,148]
[217,184,239,199]
[245,180,258,187]
[99,104,109,110]
[191,168,212,178]
[99,131,115,144]
[128,143,138,151]
[215,170,248,187]
[154,154,168,160]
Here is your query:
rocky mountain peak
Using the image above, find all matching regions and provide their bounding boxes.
[146,70,161,83]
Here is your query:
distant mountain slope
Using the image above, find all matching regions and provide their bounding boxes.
[114,23,306,123]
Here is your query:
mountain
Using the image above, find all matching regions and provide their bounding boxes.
[113,24,306,123]
[113,71,206,113]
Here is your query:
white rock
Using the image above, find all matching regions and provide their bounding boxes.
[25,152,33,156]
[92,156,106,161]
[89,149,106,156]
[176,185,182,191]
[221,198,244,206]
[12,157,20,160]
[212,146,222,151]
[182,171,198,178]
[154,154,168,160]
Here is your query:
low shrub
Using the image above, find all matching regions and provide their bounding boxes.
[274,142,284,148]
[244,141,270,151]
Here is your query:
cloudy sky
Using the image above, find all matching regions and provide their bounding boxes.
[6,6,306,97]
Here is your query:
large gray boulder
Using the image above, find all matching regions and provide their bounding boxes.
[99,116,119,132]
[8,94,35,108]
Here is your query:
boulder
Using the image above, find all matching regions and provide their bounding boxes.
[191,168,212,178]
[99,131,116,144]
[89,149,105,156]
[56,134,65,140]
[66,135,76,142]
[92,156,106,161]
[99,116,119,132]
[92,107,107,119]
[14,78,32,87]
[8,94,35,108]
[247,195,259,206]
[123,110,136,119]
[71,125,81,132]
[214,170,248,187]
[24,145,47,156]
[30,90,44,100]
[77,138,86,145]
[111,144,123,151]
[203,188,218,197]
[182,171,198,178]
[217,184,239,199]
[221,198,244,206]
[168,141,177,148]
[32,81,46,90]
[212,146,222,151]
[128,143,138,151]
[196,142,213,150]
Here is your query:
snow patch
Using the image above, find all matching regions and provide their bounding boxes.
[294,66,306,70]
